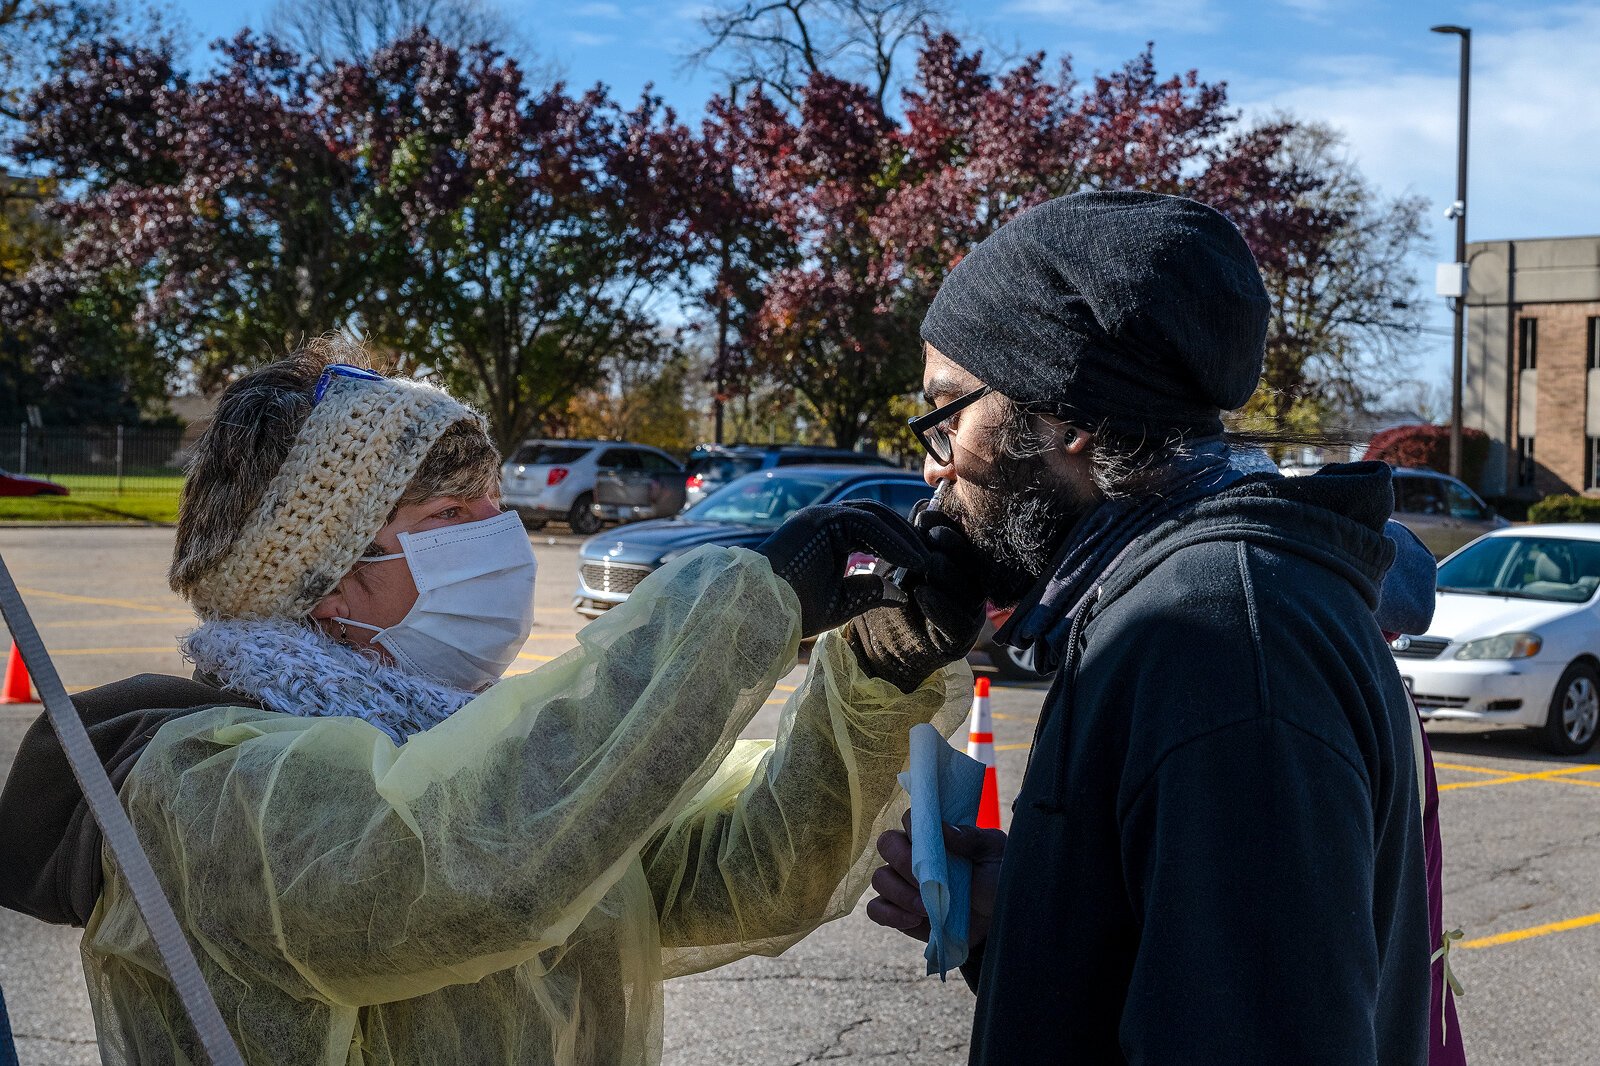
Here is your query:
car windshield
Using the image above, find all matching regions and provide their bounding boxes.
[1436,536,1600,603]
[512,444,590,465]
[682,473,834,528]
[687,455,764,482]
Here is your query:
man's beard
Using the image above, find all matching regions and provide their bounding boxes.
[941,454,1096,609]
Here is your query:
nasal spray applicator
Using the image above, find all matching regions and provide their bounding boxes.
[878,480,950,604]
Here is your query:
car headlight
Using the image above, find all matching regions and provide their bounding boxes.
[1453,632,1543,660]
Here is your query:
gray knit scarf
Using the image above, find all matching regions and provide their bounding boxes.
[180,619,474,743]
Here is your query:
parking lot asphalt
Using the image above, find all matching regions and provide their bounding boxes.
[0,526,1596,1063]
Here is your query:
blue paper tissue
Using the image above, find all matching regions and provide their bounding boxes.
[897,722,986,979]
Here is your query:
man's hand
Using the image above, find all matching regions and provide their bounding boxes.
[754,501,930,639]
[848,511,987,692]
[866,809,1006,949]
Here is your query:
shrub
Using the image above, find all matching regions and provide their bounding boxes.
[1363,424,1489,490]
[1527,494,1600,524]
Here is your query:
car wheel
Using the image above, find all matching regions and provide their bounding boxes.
[1542,661,1600,755]
[567,493,601,536]
[521,517,547,532]
[990,641,1054,683]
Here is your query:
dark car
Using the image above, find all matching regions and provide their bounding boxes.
[501,440,681,535]
[1390,467,1509,558]
[575,465,933,618]
[592,451,687,526]
[0,469,69,497]
[682,444,899,509]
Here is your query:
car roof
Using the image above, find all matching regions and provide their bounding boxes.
[1485,524,1600,541]
[694,443,884,455]
[515,438,672,447]
[732,464,919,480]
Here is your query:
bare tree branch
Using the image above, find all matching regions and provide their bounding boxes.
[268,0,528,65]
[690,0,946,111]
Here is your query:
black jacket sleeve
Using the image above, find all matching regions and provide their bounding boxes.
[0,674,246,926]
[1117,717,1381,1065]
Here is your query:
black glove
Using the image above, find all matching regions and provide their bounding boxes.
[848,510,987,692]
[755,500,930,639]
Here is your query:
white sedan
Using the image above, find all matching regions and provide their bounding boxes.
[1393,524,1600,754]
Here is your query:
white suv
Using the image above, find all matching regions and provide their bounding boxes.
[501,440,681,535]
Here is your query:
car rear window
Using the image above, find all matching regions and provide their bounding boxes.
[688,455,763,481]
[774,451,892,467]
[683,474,832,527]
[512,444,590,465]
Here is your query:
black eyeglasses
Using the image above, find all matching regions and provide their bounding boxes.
[907,384,992,464]
[313,363,386,404]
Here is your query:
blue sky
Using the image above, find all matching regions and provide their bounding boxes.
[171,0,1600,399]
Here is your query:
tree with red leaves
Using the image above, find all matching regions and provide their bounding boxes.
[15,29,697,450]
[692,32,1424,446]
[699,34,1326,446]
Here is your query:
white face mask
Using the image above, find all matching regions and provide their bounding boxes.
[340,510,538,692]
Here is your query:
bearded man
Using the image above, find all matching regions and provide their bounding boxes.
[867,191,1430,1064]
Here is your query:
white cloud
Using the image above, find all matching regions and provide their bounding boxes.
[574,2,624,18]
[1236,5,1600,387]
[569,30,618,45]
[1002,0,1217,35]
[1239,8,1600,245]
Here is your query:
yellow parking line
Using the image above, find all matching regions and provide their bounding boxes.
[1438,764,1600,793]
[524,633,577,641]
[1553,776,1600,789]
[1432,760,1516,776]
[515,652,556,663]
[1460,911,1600,950]
[995,743,1031,752]
[992,712,1037,723]
[775,685,797,693]
[1438,775,1524,792]
[18,587,181,615]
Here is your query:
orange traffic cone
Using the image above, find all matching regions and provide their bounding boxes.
[966,676,1002,829]
[2,641,36,704]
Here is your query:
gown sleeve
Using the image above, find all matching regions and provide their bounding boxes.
[105,546,806,1006]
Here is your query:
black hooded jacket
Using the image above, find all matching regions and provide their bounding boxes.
[967,463,1429,1065]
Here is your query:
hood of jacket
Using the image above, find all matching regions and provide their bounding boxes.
[1011,462,1400,658]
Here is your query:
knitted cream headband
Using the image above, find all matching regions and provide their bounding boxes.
[186,374,480,620]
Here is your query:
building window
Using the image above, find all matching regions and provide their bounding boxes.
[1590,437,1600,492]
[1517,435,1537,488]
[1589,317,1600,370]
[1519,318,1538,370]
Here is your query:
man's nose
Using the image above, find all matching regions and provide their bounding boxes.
[923,453,954,488]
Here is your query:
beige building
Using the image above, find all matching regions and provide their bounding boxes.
[1465,235,1600,498]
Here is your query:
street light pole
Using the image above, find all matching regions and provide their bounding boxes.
[1432,24,1471,480]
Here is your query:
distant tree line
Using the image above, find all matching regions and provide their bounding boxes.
[0,0,1429,454]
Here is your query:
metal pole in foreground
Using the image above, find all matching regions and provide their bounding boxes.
[1432,24,1471,480]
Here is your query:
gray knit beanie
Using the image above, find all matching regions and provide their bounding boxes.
[921,190,1269,436]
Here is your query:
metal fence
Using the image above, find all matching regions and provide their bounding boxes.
[0,425,186,496]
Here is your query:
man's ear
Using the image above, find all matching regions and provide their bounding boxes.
[1061,425,1094,455]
